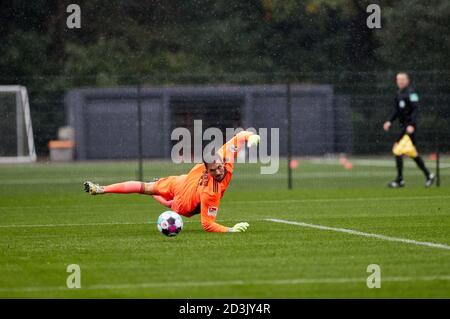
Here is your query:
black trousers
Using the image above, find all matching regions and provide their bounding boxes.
[394,128,430,179]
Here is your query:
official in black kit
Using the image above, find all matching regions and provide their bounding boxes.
[383,72,435,188]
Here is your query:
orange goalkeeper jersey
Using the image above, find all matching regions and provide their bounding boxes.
[155,131,254,232]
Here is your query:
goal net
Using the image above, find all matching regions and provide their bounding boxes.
[0,85,37,163]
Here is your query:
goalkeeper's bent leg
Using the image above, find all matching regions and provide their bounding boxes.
[152,195,173,208]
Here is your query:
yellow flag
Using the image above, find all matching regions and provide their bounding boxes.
[392,134,418,157]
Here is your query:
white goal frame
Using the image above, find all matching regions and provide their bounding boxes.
[0,85,37,163]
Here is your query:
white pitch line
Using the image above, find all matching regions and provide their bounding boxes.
[0,220,199,228]
[1,195,449,212]
[1,275,449,293]
[0,221,148,228]
[242,195,450,205]
[0,219,248,229]
[309,158,450,169]
[1,169,450,185]
[265,218,450,251]
[0,177,131,185]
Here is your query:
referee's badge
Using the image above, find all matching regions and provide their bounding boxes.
[409,93,419,102]
[399,100,405,108]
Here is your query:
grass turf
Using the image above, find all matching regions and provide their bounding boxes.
[0,158,449,298]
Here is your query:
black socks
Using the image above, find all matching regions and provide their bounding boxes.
[395,156,403,181]
[413,156,430,178]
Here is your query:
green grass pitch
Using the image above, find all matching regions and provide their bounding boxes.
[0,158,449,298]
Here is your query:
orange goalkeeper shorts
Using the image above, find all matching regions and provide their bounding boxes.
[153,176,178,200]
[153,175,199,217]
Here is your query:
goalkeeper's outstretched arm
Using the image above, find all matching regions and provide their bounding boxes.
[199,192,249,233]
[216,130,260,166]
[199,130,259,233]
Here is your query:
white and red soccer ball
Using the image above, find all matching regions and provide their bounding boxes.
[157,211,183,237]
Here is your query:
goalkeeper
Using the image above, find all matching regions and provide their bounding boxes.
[383,72,435,188]
[84,130,260,233]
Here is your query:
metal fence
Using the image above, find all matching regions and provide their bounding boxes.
[65,84,353,160]
[1,70,449,159]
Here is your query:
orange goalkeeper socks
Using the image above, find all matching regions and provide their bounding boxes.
[104,181,145,194]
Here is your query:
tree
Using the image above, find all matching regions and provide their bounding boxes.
[377,0,450,71]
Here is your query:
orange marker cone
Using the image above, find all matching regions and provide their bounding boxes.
[344,161,353,170]
[289,159,299,169]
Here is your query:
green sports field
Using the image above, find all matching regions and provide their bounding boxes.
[1,158,449,298]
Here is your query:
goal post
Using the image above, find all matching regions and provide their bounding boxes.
[0,85,37,163]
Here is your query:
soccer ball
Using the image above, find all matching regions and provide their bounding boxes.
[157,211,183,237]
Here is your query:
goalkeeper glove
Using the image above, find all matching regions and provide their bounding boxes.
[229,222,250,233]
[247,134,260,148]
